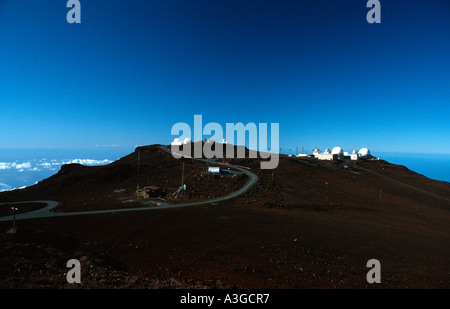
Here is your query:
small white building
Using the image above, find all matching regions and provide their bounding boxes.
[350,150,359,160]
[171,137,191,146]
[207,166,221,174]
[171,138,183,146]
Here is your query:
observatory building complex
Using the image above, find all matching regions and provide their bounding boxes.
[171,137,192,146]
[311,147,373,161]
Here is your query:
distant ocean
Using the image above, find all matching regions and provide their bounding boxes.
[378,152,450,183]
[0,148,449,193]
[0,147,135,192]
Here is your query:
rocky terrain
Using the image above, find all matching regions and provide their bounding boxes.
[0,144,449,289]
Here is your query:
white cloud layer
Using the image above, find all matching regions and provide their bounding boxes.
[0,157,113,192]
[0,158,112,173]
[15,162,32,169]
[0,162,11,170]
[64,159,112,166]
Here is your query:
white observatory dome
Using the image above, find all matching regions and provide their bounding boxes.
[183,137,191,144]
[359,148,371,157]
[323,148,331,154]
[332,147,344,155]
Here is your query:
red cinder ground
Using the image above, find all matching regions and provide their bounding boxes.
[0,145,449,288]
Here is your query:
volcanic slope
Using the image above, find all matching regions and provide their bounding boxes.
[0,144,449,289]
[0,144,250,212]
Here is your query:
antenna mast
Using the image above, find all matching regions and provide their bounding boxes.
[173,157,186,198]
[137,148,141,190]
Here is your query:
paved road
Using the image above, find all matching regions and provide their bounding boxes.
[0,147,258,222]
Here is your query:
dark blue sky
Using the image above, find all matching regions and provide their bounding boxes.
[1,0,449,154]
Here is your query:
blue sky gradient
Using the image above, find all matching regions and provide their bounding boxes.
[1,0,449,154]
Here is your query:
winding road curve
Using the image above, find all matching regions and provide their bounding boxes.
[0,146,259,222]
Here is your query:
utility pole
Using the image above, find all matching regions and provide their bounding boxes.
[181,157,185,186]
[173,157,186,198]
[12,206,18,229]
[136,148,141,200]
[137,148,141,190]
